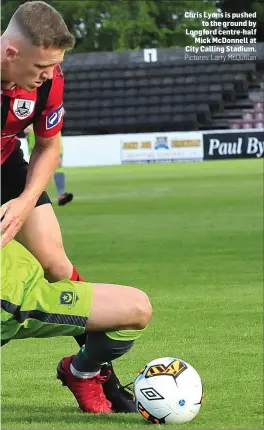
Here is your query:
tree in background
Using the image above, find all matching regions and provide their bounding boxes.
[1,0,216,51]
[1,0,263,52]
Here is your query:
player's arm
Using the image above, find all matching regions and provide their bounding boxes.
[0,66,64,247]
[22,66,64,205]
[22,133,61,205]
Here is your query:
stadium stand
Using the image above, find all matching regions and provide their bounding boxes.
[62,43,264,135]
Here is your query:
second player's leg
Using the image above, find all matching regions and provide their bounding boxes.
[87,283,152,331]
[57,281,152,413]
[8,263,152,413]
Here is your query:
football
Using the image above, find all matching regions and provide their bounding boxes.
[133,357,204,424]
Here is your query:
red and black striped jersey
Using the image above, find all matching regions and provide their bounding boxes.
[1,65,64,164]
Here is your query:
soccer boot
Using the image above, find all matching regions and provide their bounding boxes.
[101,362,136,413]
[57,355,112,413]
[58,192,73,206]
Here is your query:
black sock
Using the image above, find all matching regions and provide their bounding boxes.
[74,333,87,348]
[72,332,134,373]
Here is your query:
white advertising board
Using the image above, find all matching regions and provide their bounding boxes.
[120,132,203,163]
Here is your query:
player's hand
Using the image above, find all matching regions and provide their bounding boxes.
[0,197,34,247]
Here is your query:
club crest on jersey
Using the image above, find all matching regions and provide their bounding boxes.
[59,290,79,309]
[13,99,35,120]
[46,104,63,129]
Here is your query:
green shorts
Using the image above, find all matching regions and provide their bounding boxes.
[1,241,93,344]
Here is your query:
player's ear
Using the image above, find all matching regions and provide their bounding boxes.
[6,45,19,61]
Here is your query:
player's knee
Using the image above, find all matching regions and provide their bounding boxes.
[41,250,72,281]
[131,289,152,330]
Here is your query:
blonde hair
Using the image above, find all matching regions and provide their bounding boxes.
[10,1,75,50]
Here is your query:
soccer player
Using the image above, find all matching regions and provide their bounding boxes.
[1,240,152,413]
[1,1,135,411]
[25,121,74,206]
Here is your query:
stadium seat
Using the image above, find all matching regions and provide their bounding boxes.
[255,101,264,110]
[255,111,264,120]
[254,121,264,128]
[243,111,254,121]
[242,121,253,129]
[229,120,241,129]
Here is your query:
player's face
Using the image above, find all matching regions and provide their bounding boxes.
[7,43,65,91]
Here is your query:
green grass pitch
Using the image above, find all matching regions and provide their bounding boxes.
[2,159,263,428]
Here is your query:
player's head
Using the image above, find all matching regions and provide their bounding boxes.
[1,1,75,91]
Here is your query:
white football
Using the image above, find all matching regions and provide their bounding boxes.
[133,357,204,425]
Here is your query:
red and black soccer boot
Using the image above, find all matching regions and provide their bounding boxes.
[58,192,73,206]
[57,355,112,413]
[101,362,136,413]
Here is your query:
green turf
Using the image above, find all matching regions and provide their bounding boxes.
[2,160,263,428]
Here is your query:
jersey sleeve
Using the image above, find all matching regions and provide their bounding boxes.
[33,65,64,138]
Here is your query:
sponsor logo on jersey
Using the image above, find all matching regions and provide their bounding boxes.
[46,104,63,129]
[13,99,35,120]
